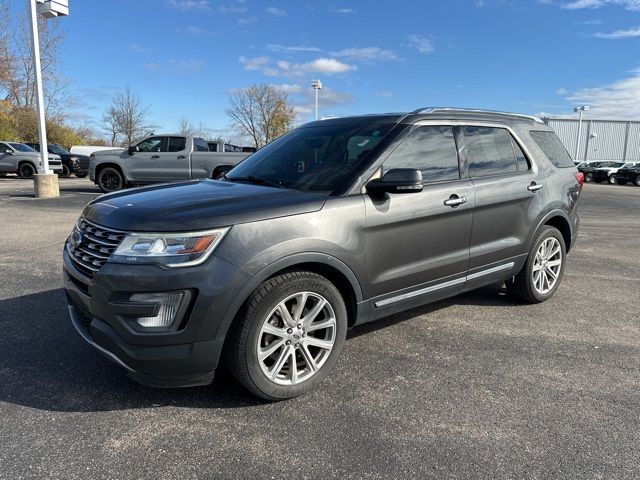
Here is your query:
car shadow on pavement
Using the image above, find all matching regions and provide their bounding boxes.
[0,284,515,413]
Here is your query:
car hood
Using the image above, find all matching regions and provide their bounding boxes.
[82,179,327,231]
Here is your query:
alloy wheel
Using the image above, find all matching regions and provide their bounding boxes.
[100,171,120,191]
[257,292,336,386]
[532,237,562,295]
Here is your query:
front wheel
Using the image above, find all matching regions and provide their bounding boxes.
[506,226,566,304]
[18,162,36,179]
[609,174,617,185]
[225,271,347,400]
[584,172,593,183]
[97,167,124,193]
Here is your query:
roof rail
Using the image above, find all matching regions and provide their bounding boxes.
[410,107,544,123]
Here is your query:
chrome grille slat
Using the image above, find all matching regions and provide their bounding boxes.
[67,217,127,278]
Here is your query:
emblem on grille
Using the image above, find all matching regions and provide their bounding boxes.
[71,229,84,248]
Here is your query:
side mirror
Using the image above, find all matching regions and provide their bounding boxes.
[4,149,13,155]
[128,145,138,155]
[366,168,423,197]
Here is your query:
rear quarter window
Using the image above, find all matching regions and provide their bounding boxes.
[530,130,574,168]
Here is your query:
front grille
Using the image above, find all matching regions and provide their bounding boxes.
[67,217,127,278]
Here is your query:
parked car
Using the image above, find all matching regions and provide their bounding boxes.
[0,141,62,178]
[70,145,125,157]
[24,142,90,178]
[63,108,582,400]
[615,163,640,186]
[577,161,620,183]
[89,135,249,192]
[591,162,639,184]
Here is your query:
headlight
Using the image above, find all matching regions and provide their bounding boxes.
[70,156,79,162]
[111,228,229,267]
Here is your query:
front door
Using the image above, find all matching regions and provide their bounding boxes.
[0,143,13,172]
[128,136,168,182]
[364,124,474,315]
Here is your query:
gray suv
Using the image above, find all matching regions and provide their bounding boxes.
[62,108,583,400]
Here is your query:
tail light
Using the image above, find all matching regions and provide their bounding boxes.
[574,172,584,191]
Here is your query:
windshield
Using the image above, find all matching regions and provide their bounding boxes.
[227,124,393,193]
[48,144,69,155]
[8,143,36,153]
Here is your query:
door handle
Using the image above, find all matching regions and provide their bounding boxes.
[150,155,160,159]
[177,155,187,159]
[443,195,467,207]
[527,182,543,192]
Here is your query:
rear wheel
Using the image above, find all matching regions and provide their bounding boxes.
[225,270,347,400]
[18,162,36,179]
[506,226,566,304]
[58,164,71,178]
[584,172,593,183]
[97,167,124,193]
[608,174,617,185]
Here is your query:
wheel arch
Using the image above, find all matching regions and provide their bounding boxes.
[17,159,37,171]
[215,253,364,345]
[530,210,574,253]
[95,163,125,182]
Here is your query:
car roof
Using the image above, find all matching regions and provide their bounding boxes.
[300,107,546,129]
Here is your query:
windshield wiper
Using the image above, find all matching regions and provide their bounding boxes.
[227,175,286,189]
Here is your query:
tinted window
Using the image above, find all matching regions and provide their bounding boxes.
[529,130,574,168]
[511,137,531,172]
[194,138,209,151]
[168,137,186,152]
[384,126,460,182]
[8,143,37,153]
[463,126,516,177]
[136,137,167,153]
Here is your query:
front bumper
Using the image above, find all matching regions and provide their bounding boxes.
[63,246,250,387]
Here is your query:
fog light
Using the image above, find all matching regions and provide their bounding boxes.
[129,292,184,328]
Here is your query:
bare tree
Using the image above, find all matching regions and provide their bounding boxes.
[105,85,151,146]
[226,84,295,148]
[178,116,195,136]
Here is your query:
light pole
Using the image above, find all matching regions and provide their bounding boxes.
[311,80,322,121]
[573,105,589,162]
[29,0,69,198]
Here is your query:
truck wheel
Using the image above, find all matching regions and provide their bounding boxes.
[224,270,348,401]
[75,172,88,179]
[18,162,36,179]
[506,226,566,304]
[97,167,124,193]
[58,164,71,178]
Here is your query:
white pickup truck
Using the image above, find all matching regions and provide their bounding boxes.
[89,134,250,192]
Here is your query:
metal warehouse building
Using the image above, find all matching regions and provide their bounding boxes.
[543,117,640,163]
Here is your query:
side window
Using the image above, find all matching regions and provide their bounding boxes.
[168,137,186,152]
[529,130,574,168]
[193,139,209,151]
[136,136,168,153]
[511,137,531,172]
[463,126,516,177]
[383,125,460,183]
[0,142,10,152]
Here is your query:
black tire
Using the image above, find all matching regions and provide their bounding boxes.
[506,226,566,304]
[18,162,36,179]
[75,172,88,178]
[97,167,124,193]
[584,172,593,183]
[636,175,640,187]
[224,270,348,401]
[608,174,617,185]
[58,164,71,178]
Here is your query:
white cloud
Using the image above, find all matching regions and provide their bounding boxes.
[267,44,322,53]
[266,6,287,16]
[166,0,211,11]
[567,67,640,118]
[239,55,270,71]
[594,26,640,38]
[219,5,247,13]
[237,16,258,25]
[329,7,356,13]
[376,91,394,97]
[182,25,214,36]
[297,58,356,74]
[547,0,640,10]
[556,87,568,95]
[332,47,398,62]
[406,35,434,54]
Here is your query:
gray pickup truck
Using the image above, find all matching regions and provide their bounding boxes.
[89,134,250,192]
[0,141,63,178]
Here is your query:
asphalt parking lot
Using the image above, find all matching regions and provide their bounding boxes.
[1,176,639,479]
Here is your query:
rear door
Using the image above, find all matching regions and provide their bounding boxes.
[163,136,191,181]
[128,136,169,182]
[364,123,474,313]
[462,124,546,287]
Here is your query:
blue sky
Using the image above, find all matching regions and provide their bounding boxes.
[23,0,640,138]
